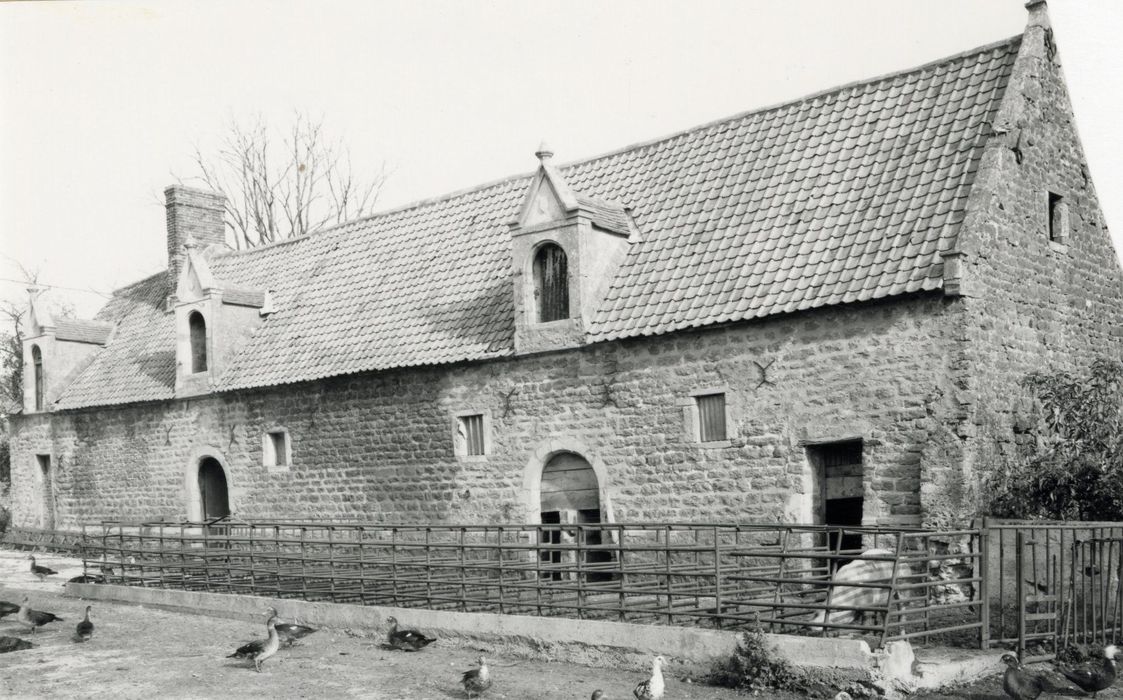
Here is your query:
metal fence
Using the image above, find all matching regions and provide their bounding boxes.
[79,518,983,648]
[3,525,92,555]
[983,519,1123,661]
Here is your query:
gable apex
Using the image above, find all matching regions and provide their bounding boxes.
[175,241,219,303]
[26,286,54,336]
[513,166,580,231]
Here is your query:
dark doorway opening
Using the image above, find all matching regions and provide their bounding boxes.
[197,457,230,521]
[538,452,613,582]
[807,440,864,571]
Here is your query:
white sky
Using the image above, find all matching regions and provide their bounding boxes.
[1,0,1121,317]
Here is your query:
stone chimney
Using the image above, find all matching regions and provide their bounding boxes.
[165,185,226,292]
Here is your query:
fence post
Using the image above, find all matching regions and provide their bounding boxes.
[980,518,991,649]
[1016,530,1027,660]
[713,525,722,630]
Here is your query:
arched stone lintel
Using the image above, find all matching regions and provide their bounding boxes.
[520,437,615,525]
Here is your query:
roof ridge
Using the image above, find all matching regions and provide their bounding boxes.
[205,34,1023,267]
[105,269,166,297]
[565,34,1024,174]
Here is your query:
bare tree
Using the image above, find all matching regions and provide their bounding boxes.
[184,113,388,249]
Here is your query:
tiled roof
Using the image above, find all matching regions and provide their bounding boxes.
[56,36,1020,409]
[53,318,114,345]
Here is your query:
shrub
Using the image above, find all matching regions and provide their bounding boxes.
[985,358,1123,521]
[705,629,805,692]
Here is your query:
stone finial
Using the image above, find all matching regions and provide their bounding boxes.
[535,141,554,164]
[183,233,198,251]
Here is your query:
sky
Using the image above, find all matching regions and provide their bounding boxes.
[1,0,1121,317]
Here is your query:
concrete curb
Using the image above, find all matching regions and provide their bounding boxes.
[68,583,994,695]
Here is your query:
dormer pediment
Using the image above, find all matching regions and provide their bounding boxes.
[515,150,580,230]
[176,239,219,303]
[27,287,54,337]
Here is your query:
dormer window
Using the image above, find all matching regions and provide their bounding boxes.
[188,311,208,373]
[533,243,569,322]
[31,344,44,411]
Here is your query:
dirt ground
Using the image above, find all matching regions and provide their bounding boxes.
[1,550,1121,700]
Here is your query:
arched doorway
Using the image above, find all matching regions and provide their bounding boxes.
[539,451,612,581]
[197,457,230,520]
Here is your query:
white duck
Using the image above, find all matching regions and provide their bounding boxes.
[633,655,665,700]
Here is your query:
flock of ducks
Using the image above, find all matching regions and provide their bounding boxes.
[5,556,665,698]
[22,554,1123,699]
[1002,644,1119,699]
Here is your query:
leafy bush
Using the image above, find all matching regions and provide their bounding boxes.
[705,629,805,692]
[985,358,1123,520]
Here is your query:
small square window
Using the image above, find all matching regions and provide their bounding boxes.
[696,393,727,442]
[263,429,290,469]
[457,414,487,457]
[1048,192,1069,243]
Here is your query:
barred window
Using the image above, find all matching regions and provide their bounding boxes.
[533,243,569,322]
[458,414,486,456]
[696,393,727,442]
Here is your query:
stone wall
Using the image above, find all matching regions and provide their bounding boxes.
[8,293,959,529]
[944,12,1123,523]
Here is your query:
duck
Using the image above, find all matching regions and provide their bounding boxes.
[73,606,94,643]
[386,616,437,651]
[461,655,492,699]
[67,574,107,584]
[1002,653,1048,700]
[266,607,316,647]
[226,608,281,672]
[0,600,20,619]
[1058,644,1119,698]
[16,597,63,632]
[27,556,58,582]
[833,693,853,700]
[592,691,606,700]
[633,655,665,700]
[0,635,36,653]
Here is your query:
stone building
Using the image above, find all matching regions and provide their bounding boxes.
[9,3,1123,532]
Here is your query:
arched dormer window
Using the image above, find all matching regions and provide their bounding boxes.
[533,243,569,322]
[188,311,208,373]
[31,344,44,411]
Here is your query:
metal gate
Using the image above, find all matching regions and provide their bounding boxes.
[986,521,1123,660]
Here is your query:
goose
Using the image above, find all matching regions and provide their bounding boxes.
[67,574,107,584]
[461,655,491,699]
[27,556,58,582]
[386,616,437,651]
[227,609,281,672]
[16,597,63,632]
[0,600,20,619]
[266,607,316,647]
[73,606,94,643]
[633,655,665,700]
[1058,644,1119,698]
[0,635,36,653]
[1002,653,1048,700]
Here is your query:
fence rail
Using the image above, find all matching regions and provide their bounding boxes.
[78,518,982,648]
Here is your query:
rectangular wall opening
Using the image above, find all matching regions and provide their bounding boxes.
[806,439,864,571]
[36,454,54,530]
